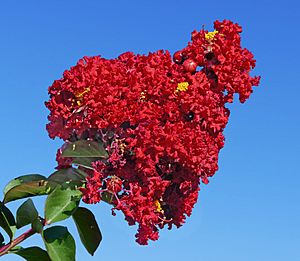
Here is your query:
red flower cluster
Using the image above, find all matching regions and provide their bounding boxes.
[46,20,260,244]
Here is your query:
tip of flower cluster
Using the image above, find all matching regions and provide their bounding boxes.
[205,30,218,40]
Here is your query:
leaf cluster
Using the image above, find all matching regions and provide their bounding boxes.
[0,140,107,260]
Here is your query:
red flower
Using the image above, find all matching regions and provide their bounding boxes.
[46,20,260,244]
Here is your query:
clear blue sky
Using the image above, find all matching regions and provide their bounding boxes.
[0,0,299,260]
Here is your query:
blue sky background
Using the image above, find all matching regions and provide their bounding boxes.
[0,0,299,260]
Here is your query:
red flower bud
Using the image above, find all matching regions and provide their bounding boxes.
[183,59,198,73]
[173,51,184,64]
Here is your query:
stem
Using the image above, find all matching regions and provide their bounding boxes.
[0,228,36,257]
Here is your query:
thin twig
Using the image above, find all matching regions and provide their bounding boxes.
[0,228,36,257]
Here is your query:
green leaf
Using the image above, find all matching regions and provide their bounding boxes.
[10,246,22,251]
[10,246,51,261]
[31,218,44,234]
[3,174,47,196]
[16,199,38,229]
[0,203,16,240]
[72,157,100,170]
[72,207,102,256]
[43,226,76,261]
[101,191,115,204]
[47,168,87,186]
[4,180,55,204]
[61,140,108,158]
[45,186,81,224]
[0,232,4,246]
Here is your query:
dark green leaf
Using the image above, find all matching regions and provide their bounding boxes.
[16,199,38,229]
[72,207,102,256]
[10,246,51,261]
[31,218,44,234]
[101,191,115,204]
[0,232,4,246]
[47,168,87,187]
[43,226,76,261]
[0,204,16,240]
[3,175,47,196]
[4,180,55,204]
[45,186,81,224]
[72,157,100,170]
[61,140,108,158]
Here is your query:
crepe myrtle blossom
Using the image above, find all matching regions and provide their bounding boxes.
[46,20,260,245]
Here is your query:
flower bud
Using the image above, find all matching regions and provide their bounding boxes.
[183,59,198,73]
[173,51,183,64]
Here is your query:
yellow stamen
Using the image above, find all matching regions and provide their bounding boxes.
[115,138,127,154]
[74,87,90,107]
[119,142,126,154]
[75,87,91,98]
[154,200,164,213]
[140,91,146,101]
[175,82,189,93]
[205,30,218,40]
